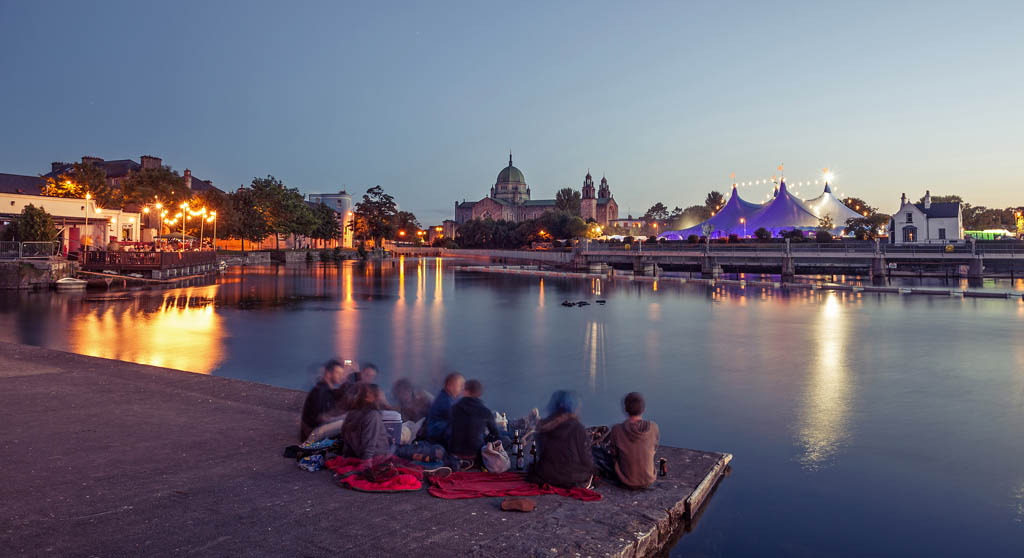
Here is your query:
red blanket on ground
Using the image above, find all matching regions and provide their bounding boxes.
[427,471,601,502]
[325,456,423,493]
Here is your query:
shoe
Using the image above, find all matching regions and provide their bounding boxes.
[423,466,452,479]
[500,497,536,512]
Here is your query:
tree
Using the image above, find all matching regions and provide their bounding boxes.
[391,210,421,239]
[817,215,834,232]
[43,161,115,208]
[643,202,670,221]
[11,205,58,242]
[916,194,963,205]
[842,197,876,216]
[555,187,582,215]
[353,185,397,248]
[704,191,725,212]
[309,203,341,248]
[844,214,890,240]
[229,187,271,251]
[249,175,310,249]
[754,227,771,241]
[815,230,833,243]
[121,166,186,208]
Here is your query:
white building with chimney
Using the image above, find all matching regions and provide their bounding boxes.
[890,191,963,244]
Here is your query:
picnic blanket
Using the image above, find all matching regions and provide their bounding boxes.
[427,471,601,502]
[325,456,423,493]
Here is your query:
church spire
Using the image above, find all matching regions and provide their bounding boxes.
[509,151,513,167]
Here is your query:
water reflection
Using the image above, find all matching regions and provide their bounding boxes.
[70,285,224,374]
[795,292,853,471]
[583,321,606,393]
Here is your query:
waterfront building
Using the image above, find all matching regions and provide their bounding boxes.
[307,191,355,248]
[455,155,619,226]
[890,191,962,244]
[0,173,140,251]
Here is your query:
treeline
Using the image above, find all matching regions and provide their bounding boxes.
[40,159,426,249]
[457,211,595,249]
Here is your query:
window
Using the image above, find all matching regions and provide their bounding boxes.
[938,228,946,239]
[902,225,917,243]
[906,212,913,223]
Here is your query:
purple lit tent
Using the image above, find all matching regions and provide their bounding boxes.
[658,185,763,240]
[803,183,863,234]
[742,180,822,236]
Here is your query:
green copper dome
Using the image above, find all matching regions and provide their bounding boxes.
[496,153,525,184]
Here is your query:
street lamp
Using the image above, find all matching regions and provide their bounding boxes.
[83,192,91,251]
[210,212,218,251]
[740,217,746,238]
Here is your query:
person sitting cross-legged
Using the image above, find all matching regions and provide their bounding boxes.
[527,390,594,489]
[425,372,464,445]
[448,379,500,469]
[341,383,393,464]
[595,391,660,489]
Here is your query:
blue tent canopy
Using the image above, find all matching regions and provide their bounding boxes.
[658,185,763,240]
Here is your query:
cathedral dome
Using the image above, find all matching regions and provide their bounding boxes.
[496,154,525,184]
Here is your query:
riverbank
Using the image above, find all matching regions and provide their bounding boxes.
[0,342,730,557]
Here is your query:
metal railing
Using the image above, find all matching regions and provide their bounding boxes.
[82,250,217,269]
[0,241,60,259]
[586,240,1024,256]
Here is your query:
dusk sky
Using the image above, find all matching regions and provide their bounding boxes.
[2,1,1022,224]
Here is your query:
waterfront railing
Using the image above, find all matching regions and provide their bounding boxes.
[0,241,60,260]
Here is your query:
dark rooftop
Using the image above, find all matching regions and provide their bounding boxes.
[0,173,46,196]
[914,202,960,219]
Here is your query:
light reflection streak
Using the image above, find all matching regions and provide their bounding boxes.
[336,263,359,358]
[538,278,545,307]
[795,292,853,471]
[69,285,224,374]
[582,321,606,393]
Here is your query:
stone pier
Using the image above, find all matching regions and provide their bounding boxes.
[0,342,731,558]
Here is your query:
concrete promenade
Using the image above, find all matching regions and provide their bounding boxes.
[1,342,730,558]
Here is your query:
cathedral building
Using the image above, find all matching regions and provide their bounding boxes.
[455,154,618,226]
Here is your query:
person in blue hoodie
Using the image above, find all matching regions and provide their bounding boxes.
[425,372,464,444]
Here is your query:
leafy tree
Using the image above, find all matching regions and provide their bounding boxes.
[704,191,725,212]
[844,215,890,240]
[229,187,271,251]
[391,210,421,239]
[643,202,670,221]
[555,187,582,215]
[122,166,187,208]
[309,202,341,248]
[353,185,397,248]
[249,175,310,249]
[916,194,963,205]
[10,205,58,242]
[43,162,115,208]
[842,197,875,216]
[817,215,834,232]
[815,230,833,243]
[754,227,771,241]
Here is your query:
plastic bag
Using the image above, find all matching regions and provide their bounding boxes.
[481,440,511,473]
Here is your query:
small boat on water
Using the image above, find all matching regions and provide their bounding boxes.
[55,277,88,291]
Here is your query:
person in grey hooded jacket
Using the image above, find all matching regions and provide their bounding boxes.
[341,383,393,462]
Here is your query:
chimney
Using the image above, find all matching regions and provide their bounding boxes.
[184,169,192,190]
[924,190,932,209]
[901,193,907,206]
[140,155,162,170]
[51,161,67,173]
[81,156,104,166]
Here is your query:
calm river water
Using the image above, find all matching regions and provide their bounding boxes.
[2,260,1022,556]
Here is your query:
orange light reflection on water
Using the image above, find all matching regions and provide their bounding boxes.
[69,285,225,374]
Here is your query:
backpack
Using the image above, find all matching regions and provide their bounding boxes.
[481,440,511,473]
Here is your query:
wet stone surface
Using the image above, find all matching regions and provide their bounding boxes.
[0,342,729,558]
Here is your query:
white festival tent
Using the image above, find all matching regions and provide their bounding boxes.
[803,183,863,233]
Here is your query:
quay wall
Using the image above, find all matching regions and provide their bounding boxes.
[0,259,75,289]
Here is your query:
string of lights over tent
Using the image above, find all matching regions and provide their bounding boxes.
[707,168,849,202]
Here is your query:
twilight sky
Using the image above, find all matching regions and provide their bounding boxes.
[2,1,1022,224]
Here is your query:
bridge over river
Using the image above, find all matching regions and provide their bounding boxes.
[435,240,1024,279]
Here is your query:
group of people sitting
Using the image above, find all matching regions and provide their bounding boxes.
[298,360,660,490]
